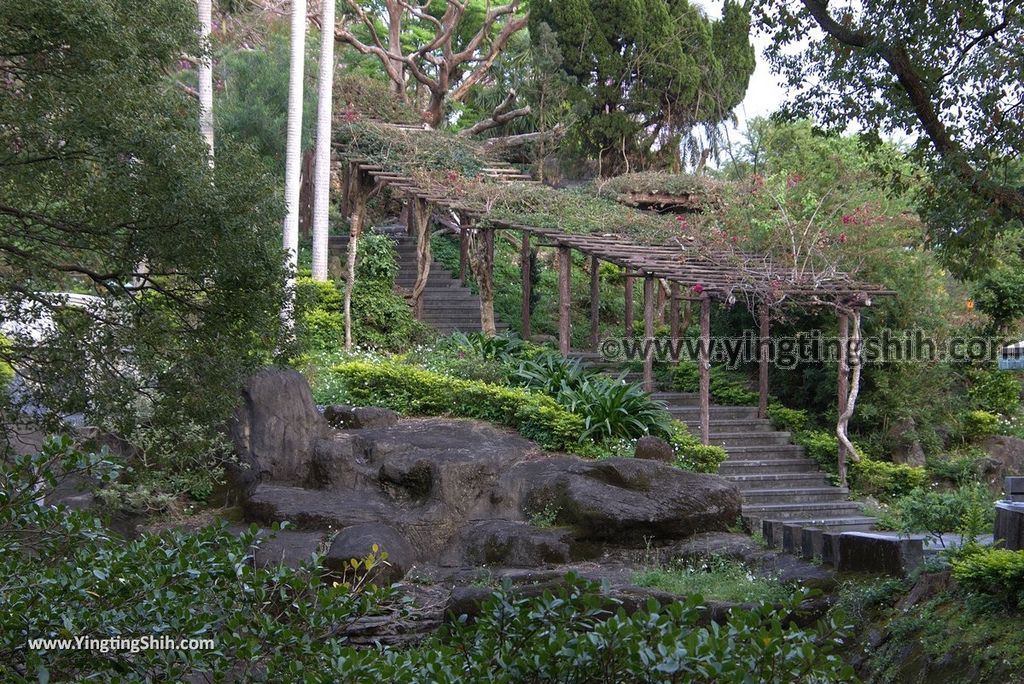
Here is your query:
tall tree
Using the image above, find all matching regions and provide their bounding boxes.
[311,1,337,281]
[754,0,1024,269]
[530,0,755,175]
[198,0,215,159]
[283,0,308,315]
[333,0,529,128]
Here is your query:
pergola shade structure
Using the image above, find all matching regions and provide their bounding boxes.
[331,120,893,481]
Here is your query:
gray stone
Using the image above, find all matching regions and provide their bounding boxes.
[634,436,674,463]
[509,457,742,542]
[782,524,803,555]
[227,368,326,496]
[980,436,1024,495]
[761,519,785,549]
[324,523,415,586]
[994,502,1024,550]
[821,532,842,567]
[1007,476,1024,502]
[887,417,926,467]
[323,405,400,430]
[801,528,824,561]
[836,532,925,575]
[452,520,573,567]
[252,530,326,569]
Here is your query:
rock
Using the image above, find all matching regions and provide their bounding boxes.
[451,520,573,567]
[995,502,1024,550]
[324,523,415,586]
[634,436,674,463]
[509,457,742,542]
[226,368,326,496]
[251,529,326,569]
[836,532,925,575]
[980,436,1024,494]
[887,417,926,467]
[323,405,400,430]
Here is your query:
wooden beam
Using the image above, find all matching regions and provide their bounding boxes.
[758,302,770,419]
[558,245,572,356]
[479,225,496,335]
[699,296,711,445]
[459,222,470,283]
[643,276,655,393]
[837,312,850,479]
[624,275,634,337]
[590,255,600,351]
[669,282,680,362]
[520,231,532,340]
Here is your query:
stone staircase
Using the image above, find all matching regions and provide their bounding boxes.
[329,227,506,334]
[569,351,876,535]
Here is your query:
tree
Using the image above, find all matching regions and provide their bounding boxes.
[530,0,756,175]
[198,0,216,159]
[333,0,530,128]
[0,0,283,457]
[311,0,337,281]
[283,0,308,316]
[754,0,1024,268]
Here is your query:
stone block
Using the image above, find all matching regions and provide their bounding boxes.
[1007,477,1024,503]
[995,502,1024,551]
[836,532,924,575]
[782,524,803,555]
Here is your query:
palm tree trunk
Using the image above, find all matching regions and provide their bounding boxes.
[282,0,307,325]
[310,0,336,281]
[197,0,215,161]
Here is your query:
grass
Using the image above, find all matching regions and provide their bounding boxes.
[632,556,793,604]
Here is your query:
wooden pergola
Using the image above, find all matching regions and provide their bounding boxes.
[332,125,894,482]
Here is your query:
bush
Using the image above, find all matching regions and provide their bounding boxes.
[879,483,994,542]
[669,422,728,473]
[671,362,759,406]
[328,360,585,452]
[961,409,1000,440]
[952,547,1024,609]
[967,367,1023,416]
[557,376,673,441]
[850,457,928,500]
[0,335,13,389]
[766,404,811,433]
[514,352,600,395]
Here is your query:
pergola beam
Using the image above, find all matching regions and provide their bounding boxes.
[558,245,572,356]
[521,231,532,340]
[590,255,600,351]
[643,275,655,393]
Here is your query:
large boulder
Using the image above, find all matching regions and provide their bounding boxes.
[887,417,926,467]
[226,368,327,496]
[324,523,415,586]
[449,520,574,567]
[506,458,742,543]
[980,436,1024,494]
[323,405,400,430]
[634,436,674,463]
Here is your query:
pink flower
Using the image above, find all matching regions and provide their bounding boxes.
[691,283,704,294]
[838,232,848,244]
[787,174,803,188]
[842,214,855,225]
[676,215,689,229]
[730,236,738,244]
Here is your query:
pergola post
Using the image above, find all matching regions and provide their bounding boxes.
[699,295,711,445]
[478,224,496,335]
[643,275,655,393]
[590,255,600,351]
[837,311,850,481]
[458,222,470,283]
[758,302,770,419]
[624,275,634,337]
[410,197,432,320]
[669,282,680,362]
[520,231,532,340]
[558,245,571,356]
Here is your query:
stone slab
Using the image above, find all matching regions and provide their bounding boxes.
[995,501,1024,551]
[835,532,924,575]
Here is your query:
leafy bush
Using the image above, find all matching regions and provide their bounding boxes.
[328,360,585,452]
[766,404,811,433]
[633,555,792,604]
[669,422,728,473]
[356,232,400,284]
[967,367,1023,416]
[671,362,759,406]
[878,483,994,542]
[962,409,1001,440]
[0,334,13,388]
[514,352,600,395]
[952,548,1024,609]
[850,457,928,500]
[926,447,987,485]
[557,376,673,441]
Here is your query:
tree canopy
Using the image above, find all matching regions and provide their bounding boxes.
[530,0,756,175]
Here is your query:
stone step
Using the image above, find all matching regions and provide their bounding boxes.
[718,459,821,474]
[706,431,792,447]
[683,419,774,432]
[650,392,700,404]
[723,473,831,490]
[670,406,760,420]
[741,487,850,505]
[723,444,805,457]
[764,516,877,532]
[742,501,865,520]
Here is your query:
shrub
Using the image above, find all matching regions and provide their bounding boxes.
[444,331,524,363]
[952,547,1024,609]
[669,422,728,473]
[633,555,793,604]
[966,367,1022,416]
[557,376,673,441]
[0,335,13,389]
[766,404,811,433]
[671,362,759,406]
[850,457,928,500]
[881,483,994,542]
[514,352,600,395]
[328,360,585,452]
[356,232,400,284]
[961,409,1000,440]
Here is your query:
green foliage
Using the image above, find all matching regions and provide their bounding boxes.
[0,0,284,461]
[0,335,13,389]
[514,352,601,395]
[671,362,759,406]
[527,502,562,529]
[952,548,1024,610]
[962,410,1001,440]
[668,422,728,473]
[766,404,811,433]
[596,172,721,200]
[557,376,673,441]
[877,484,994,542]
[926,447,988,485]
[327,360,585,452]
[530,0,755,173]
[334,73,421,125]
[356,232,401,284]
[850,457,929,500]
[966,367,1022,416]
[633,555,793,604]
[971,229,1024,331]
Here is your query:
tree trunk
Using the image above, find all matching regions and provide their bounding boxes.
[590,255,600,350]
[758,302,771,420]
[558,246,571,356]
[411,198,432,318]
[624,276,634,337]
[282,0,307,328]
[521,231,532,340]
[643,276,655,393]
[699,296,711,445]
[669,283,680,362]
[310,0,336,281]
[836,309,864,486]
[477,226,496,335]
[197,0,215,161]
[343,166,366,350]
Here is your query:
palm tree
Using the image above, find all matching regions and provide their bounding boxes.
[282,0,307,323]
[197,0,215,161]
[310,0,336,281]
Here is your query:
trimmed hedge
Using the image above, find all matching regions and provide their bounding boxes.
[669,422,728,473]
[330,360,585,452]
[952,547,1024,609]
